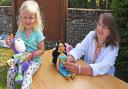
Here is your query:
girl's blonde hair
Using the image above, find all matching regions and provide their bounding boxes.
[18,0,43,31]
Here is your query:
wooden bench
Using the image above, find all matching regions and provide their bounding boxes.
[30,50,128,89]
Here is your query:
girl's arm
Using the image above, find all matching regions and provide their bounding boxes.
[32,41,45,58]
[26,41,45,61]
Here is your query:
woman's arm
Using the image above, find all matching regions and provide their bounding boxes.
[89,46,119,76]
[68,31,95,61]
[80,64,93,75]
[64,62,93,75]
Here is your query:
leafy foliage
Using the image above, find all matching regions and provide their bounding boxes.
[0,0,11,6]
[0,47,21,88]
[0,47,13,88]
[111,0,128,82]
[68,0,112,9]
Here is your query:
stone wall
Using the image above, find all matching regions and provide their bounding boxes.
[66,8,110,46]
[0,7,110,49]
[0,6,12,34]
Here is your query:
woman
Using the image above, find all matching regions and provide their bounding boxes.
[64,13,120,76]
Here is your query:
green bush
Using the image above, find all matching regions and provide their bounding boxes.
[0,0,11,6]
[68,0,112,9]
[111,0,128,82]
[0,47,13,88]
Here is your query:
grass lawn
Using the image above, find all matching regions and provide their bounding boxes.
[0,47,13,89]
[0,46,25,89]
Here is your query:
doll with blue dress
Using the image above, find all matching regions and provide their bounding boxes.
[52,42,75,80]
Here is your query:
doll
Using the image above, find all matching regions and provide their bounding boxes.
[52,42,73,65]
[7,34,29,84]
[52,42,75,80]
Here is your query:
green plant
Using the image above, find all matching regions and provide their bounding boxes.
[0,0,11,6]
[0,47,22,88]
[68,0,112,9]
[111,0,128,82]
[0,47,13,88]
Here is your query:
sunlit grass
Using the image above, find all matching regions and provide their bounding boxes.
[0,47,13,89]
[0,47,13,64]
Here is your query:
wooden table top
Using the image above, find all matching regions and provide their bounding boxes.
[30,50,128,89]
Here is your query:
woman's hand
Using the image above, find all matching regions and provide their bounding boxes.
[66,55,75,63]
[64,62,79,74]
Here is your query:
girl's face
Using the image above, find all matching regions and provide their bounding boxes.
[96,18,110,42]
[58,43,65,53]
[21,11,35,29]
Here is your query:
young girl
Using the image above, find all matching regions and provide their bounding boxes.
[6,0,45,89]
[52,42,75,80]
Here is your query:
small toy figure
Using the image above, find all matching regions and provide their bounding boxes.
[7,34,29,84]
[52,42,75,80]
[65,43,73,53]
[52,42,73,65]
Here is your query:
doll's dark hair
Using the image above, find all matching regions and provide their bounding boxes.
[52,42,67,65]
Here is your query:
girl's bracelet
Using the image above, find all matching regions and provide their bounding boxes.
[78,66,81,74]
[31,52,34,59]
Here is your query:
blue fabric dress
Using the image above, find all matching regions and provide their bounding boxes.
[58,54,71,77]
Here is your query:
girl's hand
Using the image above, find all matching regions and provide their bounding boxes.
[66,55,75,63]
[64,62,79,74]
[25,52,32,61]
[6,34,14,47]
[6,35,13,48]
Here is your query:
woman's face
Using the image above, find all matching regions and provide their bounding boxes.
[21,11,35,29]
[96,18,110,42]
[58,43,65,53]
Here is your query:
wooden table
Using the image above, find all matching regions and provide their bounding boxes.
[30,50,128,89]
